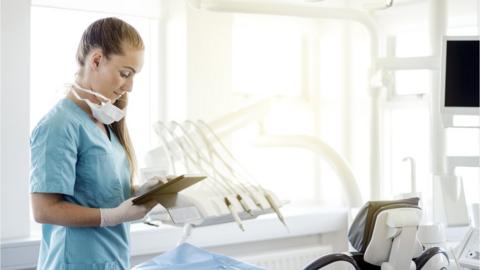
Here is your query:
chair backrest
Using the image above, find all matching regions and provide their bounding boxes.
[363,208,423,266]
[348,197,420,253]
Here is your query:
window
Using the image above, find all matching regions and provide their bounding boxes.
[230,15,372,206]
[383,105,431,195]
[231,14,316,203]
[381,38,433,199]
[380,11,480,209]
[232,14,303,97]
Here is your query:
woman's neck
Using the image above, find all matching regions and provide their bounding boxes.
[66,91,96,122]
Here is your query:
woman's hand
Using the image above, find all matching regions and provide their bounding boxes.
[100,197,157,227]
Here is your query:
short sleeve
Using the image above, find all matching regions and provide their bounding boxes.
[30,118,78,196]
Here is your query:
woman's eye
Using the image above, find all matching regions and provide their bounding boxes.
[120,71,131,78]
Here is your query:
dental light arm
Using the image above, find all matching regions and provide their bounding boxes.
[205,97,276,138]
[255,135,363,208]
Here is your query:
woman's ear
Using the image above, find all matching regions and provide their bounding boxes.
[89,49,103,70]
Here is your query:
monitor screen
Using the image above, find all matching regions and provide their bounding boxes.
[444,40,479,107]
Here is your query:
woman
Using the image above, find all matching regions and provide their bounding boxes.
[30,17,157,270]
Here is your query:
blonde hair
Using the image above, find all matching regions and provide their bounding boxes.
[76,17,144,190]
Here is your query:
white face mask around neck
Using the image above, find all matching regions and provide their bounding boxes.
[70,82,125,125]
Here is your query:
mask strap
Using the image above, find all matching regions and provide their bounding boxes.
[70,86,98,107]
[70,87,85,102]
[72,82,110,103]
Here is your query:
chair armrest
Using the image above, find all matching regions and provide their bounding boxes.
[413,247,449,270]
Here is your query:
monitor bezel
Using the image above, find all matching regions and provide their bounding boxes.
[439,35,480,115]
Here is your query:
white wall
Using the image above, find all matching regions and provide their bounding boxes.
[186,5,234,121]
[164,0,188,121]
[163,1,235,122]
[0,0,31,240]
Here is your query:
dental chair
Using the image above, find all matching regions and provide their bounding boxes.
[304,198,450,270]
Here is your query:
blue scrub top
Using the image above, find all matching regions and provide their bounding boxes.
[30,98,132,270]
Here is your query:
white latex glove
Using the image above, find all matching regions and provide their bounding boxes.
[100,197,155,227]
[135,176,168,196]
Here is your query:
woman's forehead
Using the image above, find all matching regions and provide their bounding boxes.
[110,48,144,72]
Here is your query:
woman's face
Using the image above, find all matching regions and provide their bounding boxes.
[87,44,144,103]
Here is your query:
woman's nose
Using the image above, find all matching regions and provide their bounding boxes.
[121,80,133,93]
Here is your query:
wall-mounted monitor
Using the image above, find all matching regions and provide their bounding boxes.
[440,36,479,127]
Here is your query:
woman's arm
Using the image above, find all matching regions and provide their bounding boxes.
[31,193,101,227]
[31,193,158,227]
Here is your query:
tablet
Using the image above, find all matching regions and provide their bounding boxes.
[132,175,206,205]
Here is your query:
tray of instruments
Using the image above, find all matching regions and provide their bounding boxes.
[143,190,287,230]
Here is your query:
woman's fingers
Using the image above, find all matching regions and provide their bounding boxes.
[151,176,168,184]
[144,200,158,210]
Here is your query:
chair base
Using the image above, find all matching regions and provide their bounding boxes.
[304,248,449,270]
